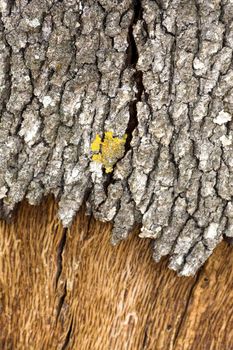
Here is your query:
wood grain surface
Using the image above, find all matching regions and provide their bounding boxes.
[0,197,232,350]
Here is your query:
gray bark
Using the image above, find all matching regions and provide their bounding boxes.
[0,0,233,275]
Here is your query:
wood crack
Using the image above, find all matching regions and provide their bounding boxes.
[55,227,67,288]
[172,268,203,347]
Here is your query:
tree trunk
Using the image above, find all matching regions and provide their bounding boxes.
[0,0,233,277]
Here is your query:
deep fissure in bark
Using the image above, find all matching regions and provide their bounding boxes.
[125,8,141,151]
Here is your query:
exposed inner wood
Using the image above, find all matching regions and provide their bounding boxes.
[0,197,233,349]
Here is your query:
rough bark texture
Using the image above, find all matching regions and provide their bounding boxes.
[0,0,233,275]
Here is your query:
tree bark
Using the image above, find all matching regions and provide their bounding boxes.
[0,0,233,275]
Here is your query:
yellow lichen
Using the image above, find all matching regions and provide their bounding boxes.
[91,131,127,173]
[91,134,102,152]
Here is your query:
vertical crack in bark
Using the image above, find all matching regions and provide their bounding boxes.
[125,0,142,151]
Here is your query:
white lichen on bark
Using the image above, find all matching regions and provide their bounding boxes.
[0,0,233,275]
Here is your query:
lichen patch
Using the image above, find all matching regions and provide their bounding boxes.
[91,132,127,173]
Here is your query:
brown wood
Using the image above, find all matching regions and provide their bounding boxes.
[0,197,232,350]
